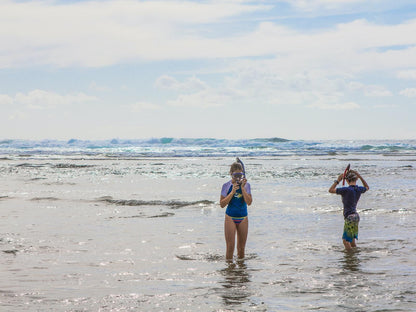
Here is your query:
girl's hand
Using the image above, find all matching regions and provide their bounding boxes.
[240,178,247,188]
[338,173,343,181]
[231,182,240,193]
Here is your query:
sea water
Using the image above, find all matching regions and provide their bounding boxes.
[0,139,415,311]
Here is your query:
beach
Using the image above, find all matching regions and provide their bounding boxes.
[0,139,415,311]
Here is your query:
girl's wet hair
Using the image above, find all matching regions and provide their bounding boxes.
[230,162,243,174]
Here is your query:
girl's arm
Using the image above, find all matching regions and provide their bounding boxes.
[241,187,252,206]
[240,179,252,205]
[220,183,238,208]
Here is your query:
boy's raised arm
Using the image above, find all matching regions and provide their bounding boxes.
[356,171,370,191]
[329,173,343,193]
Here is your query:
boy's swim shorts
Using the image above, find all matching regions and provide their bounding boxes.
[342,213,360,243]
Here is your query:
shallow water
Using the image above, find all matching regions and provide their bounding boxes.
[0,155,415,311]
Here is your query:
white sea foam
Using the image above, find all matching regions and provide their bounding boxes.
[0,138,415,157]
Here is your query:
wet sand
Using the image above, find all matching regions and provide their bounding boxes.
[1,156,415,311]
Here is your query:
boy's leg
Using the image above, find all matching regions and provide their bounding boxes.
[342,214,359,250]
[236,217,248,259]
[224,215,237,260]
[343,239,353,251]
[350,214,359,248]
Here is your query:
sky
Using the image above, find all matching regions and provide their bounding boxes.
[1,0,416,140]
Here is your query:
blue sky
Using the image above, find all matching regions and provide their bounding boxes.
[1,0,415,140]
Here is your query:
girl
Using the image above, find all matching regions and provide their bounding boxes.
[220,161,252,261]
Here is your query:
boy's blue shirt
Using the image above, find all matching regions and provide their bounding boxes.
[336,185,367,218]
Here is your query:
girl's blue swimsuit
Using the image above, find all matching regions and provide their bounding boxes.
[221,181,251,218]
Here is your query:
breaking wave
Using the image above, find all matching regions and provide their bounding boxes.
[0,138,414,157]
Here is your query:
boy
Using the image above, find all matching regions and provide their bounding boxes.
[329,169,369,250]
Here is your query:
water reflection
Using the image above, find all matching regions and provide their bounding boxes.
[341,250,361,272]
[218,260,251,307]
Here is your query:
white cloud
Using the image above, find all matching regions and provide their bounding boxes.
[1,90,97,110]
[89,82,111,92]
[155,75,208,92]
[364,87,393,97]
[156,72,251,108]
[160,68,358,110]
[1,0,416,73]
[158,59,394,111]
[372,103,398,108]
[308,101,360,110]
[397,70,416,80]
[0,0,270,67]
[399,88,416,98]
[155,76,179,90]
[285,0,416,15]
[288,0,365,11]
[0,94,13,106]
[347,81,392,97]
[167,89,231,108]
[129,101,161,112]
[8,110,28,121]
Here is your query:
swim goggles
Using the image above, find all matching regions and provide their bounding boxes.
[232,172,244,178]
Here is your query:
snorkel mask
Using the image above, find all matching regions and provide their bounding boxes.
[232,172,244,182]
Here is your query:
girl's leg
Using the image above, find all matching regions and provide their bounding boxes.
[224,215,237,260]
[236,217,248,259]
[351,238,357,248]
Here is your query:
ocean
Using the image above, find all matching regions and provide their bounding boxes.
[0,138,415,311]
[1,138,415,158]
